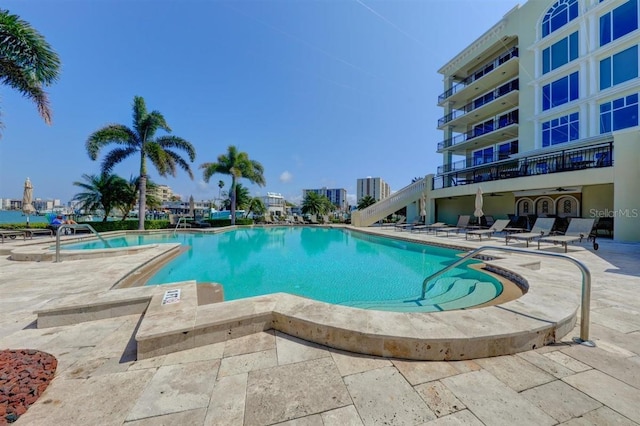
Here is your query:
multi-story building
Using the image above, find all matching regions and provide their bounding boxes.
[356,178,391,203]
[261,192,287,216]
[353,0,639,242]
[152,184,175,203]
[302,188,349,211]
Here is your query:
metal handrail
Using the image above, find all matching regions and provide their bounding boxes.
[174,216,190,235]
[420,245,594,346]
[55,224,111,263]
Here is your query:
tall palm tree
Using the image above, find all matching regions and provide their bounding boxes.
[119,176,160,221]
[245,197,266,219]
[72,173,128,222]
[0,9,61,128]
[357,195,376,210]
[221,183,250,211]
[302,192,331,216]
[201,145,265,225]
[86,96,196,230]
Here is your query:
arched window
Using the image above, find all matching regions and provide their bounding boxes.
[542,0,579,38]
[564,199,572,214]
[542,200,549,214]
[523,201,530,213]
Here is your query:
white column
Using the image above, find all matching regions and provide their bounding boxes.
[580,102,588,138]
[533,47,540,78]
[588,100,598,136]
[534,83,540,114]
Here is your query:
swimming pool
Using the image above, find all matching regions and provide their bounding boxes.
[62,227,503,312]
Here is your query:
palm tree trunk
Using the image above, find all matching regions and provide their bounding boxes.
[230,177,236,226]
[138,175,146,230]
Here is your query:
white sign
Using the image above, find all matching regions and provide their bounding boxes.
[161,289,181,305]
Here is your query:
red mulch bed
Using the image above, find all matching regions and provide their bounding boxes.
[0,349,57,424]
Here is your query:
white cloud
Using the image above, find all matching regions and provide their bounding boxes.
[279,171,293,183]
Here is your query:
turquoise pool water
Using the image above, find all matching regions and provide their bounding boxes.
[62,228,503,312]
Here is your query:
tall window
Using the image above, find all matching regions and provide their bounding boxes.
[498,140,518,159]
[600,93,639,132]
[600,45,638,89]
[542,32,579,74]
[542,0,579,38]
[542,71,579,110]
[542,112,579,146]
[600,0,638,46]
[472,147,494,166]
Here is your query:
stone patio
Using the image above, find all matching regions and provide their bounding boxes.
[1,227,639,425]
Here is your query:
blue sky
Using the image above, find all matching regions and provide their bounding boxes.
[0,0,520,206]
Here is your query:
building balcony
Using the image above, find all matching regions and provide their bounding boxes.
[438,47,519,106]
[437,115,518,153]
[437,79,519,129]
[432,142,613,190]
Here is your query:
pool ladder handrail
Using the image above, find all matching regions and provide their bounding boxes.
[420,245,595,347]
[174,216,190,235]
[55,224,111,263]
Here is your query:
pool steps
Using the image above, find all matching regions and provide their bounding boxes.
[34,259,580,361]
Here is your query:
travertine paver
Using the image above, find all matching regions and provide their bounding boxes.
[274,331,331,365]
[244,357,351,426]
[392,359,460,385]
[223,331,276,357]
[562,370,640,423]
[560,345,640,389]
[217,349,278,378]
[124,408,207,425]
[542,350,592,373]
[442,370,556,425]
[560,406,639,426]
[126,359,220,421]
[474,354,556,392]
[420,409,483,425]
[516,350,576,378]
[414,380,466,417]
[204,373,248,425]
[329,349,392,376]
[320,405,364,425]
[520,380,602,423]
[344,366,436,425]
[163,342,225,365]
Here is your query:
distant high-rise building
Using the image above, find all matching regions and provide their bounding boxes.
[152,185,175,203]
[302,187,348,211]
[356,177,390,202]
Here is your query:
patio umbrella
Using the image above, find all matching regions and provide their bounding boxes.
[474,187,484,220]
[420,192,427,220]
[189,195,195,220]
[22,177,36,227]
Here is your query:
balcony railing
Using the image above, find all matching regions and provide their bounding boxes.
[432,142,613,190]
[438,79,519,127]
[437,115,518,151]
[438,47,519,103]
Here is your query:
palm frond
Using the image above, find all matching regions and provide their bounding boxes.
[86,125,137,160]
[100,146,138,174]
[165,150,194,179]
[156,135,196,162]
[132,96,148,137]
[0,57,53,124]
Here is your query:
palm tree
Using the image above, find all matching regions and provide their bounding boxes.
[201,145,265,225]
[302,192,331,216]
[0,9,61,128]
[72,173,128,222]
[245,197,266,219]
[222,183,250,211]
[119,176,160,221]
[86,96,196,230]
[217,180,224,201]
[357,195,377,210]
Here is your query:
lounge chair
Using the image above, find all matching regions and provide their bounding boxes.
[295,215,306,225]
[505,218,556,247]
[412,222,446,233]
[537,218,597,252]
[435,215,471,237]
[395,218,422,232]
[466,219,510,240]
[22,228,55,238]
[0,230,27,243]
[392,216,407,230]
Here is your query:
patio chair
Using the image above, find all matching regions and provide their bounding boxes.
[537,218,597,252]
[435,215,471,237]
[392,216,407,230]
[412,222,446,233]
[0,230,27,243]
[395,218,422,232]
[505,218,556,247]
[466,219,510,241]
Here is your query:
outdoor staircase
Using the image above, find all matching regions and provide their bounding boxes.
[351,178,427,227]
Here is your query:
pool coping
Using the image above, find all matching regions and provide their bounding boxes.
[25,225,581,361]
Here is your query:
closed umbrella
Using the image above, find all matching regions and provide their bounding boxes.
[22,178,36,228]
[189,195,195,220]
[420,192,427,221]
[474,187,484,221]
